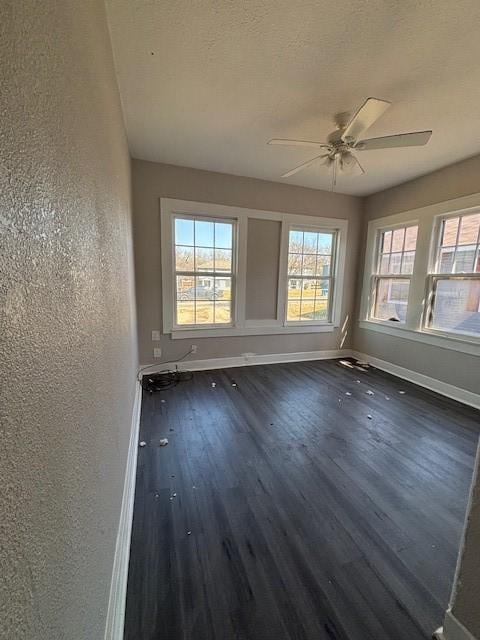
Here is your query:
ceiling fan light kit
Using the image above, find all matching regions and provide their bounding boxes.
[268,97,432,189]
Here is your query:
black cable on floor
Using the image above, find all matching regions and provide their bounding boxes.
[141,369,193,394]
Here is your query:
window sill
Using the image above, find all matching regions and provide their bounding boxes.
[358,320,480,356]
[170,323,336,339]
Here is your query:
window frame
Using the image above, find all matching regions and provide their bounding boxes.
[359,194,480,355]
[172,213,237,330]
[284,224,338,326]
[161,199,348,339]
[423,210,480,339]
[369,221,419,325]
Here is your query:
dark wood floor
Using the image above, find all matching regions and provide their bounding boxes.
[125,359,479,640]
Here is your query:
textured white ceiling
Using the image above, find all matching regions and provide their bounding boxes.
[106,0,480,196]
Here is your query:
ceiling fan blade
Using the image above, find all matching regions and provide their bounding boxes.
[356,130,432,151]
[281,154,329,178]
[341,98,391,143]
[340,152,365,176]
[268,138,332,150]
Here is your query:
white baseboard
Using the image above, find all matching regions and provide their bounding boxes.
[104,381,142,640]
[352,351,480,411]
[438,609,479,640]
[140,348,352,375]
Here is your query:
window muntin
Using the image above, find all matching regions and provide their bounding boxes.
[427,212,480,336]
[371,224,418,323]
[286,228,335,323]
[174,216,235,326]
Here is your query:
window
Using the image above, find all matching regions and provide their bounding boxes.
[174,215,235,326]
[162,199,348,337]
[286,228,336,323]
[371,225,418,323]
[426,212,480,337]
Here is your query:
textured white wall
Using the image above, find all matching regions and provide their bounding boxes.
[0,1,137,638]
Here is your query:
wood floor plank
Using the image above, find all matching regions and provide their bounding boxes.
[124,359,479,640]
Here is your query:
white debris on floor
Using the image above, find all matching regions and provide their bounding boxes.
[211,382,216,387]
[345,392,352,396]
[366,390,374,396]
[159,438,169,447]
[139,441,146,447]
[399,390,406,395]
[367,414,372,420]
[160,399,166,403]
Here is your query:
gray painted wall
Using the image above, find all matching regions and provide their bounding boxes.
[354,154,480,395]
[132,159,363,365]
[0,2,137,638]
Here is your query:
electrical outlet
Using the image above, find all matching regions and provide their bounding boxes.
[151,330,161,341]
[190,344,197,354]
[153,347,162,359]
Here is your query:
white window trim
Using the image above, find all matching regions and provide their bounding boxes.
[161,198,348,339]
[359,192,480,356]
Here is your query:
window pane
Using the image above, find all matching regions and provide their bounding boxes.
[287,229,335,324]
[303,232,318,254]
[302,254,316,276]
[176,275,195,300]
[391,228,405,252]
[176,301,196,325]
[389,253,402,274]
[374,278,410,323]
[401,251,415,274]
[314,298,329,320]
[287,278,302,299]
[175,245,194,271]
[215,276,231,300]
[175,218,194,246]
[195,301,214,324]
[214,301,231,324]
[316,279,330,304]
[299,298,315,321]
[458,214,480,245]
[174,216,235,327]
[316,255,331,276]
[214,222,232,249]
[287,300,301,321]
[379,254,390,274]
[441,217,459,246]
[382,230,392,253]
[404,226,418,251]
[288,253,303,275]
[454,246,476,273]
[439,248,455,273]
[317,233,333,254]
[194,276,212,299]
[431,279,480,335]
[195,247,214,271]
[214,248,232,273]
[289,230,303,252]
[195,220,214,247]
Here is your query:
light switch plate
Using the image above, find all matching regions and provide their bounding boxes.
[152,330,161,341]
[153,347,162,359]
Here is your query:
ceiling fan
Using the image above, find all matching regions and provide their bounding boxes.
[268,98,432,188]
